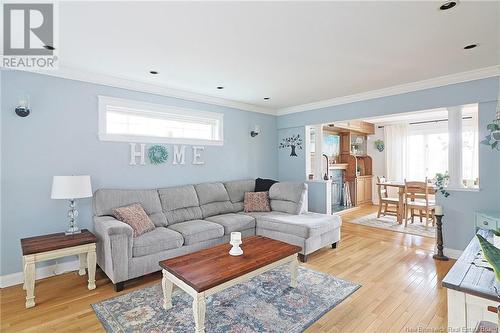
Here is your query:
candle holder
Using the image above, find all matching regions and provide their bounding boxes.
[229,240,243,256]
[433,214,449,261]
[229,232,243,256]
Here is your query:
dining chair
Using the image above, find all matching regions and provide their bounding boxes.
[376,176,400,218]
[404,179,436,227]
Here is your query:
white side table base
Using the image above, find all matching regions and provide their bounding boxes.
[22,243,97,308]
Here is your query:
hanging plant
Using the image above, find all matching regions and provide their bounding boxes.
[480,121,500,151]
[481,93,500,150]
[374,139,385,152]
[148,145,169,164]
[433,172,450,198]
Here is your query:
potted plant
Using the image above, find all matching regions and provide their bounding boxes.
[356,165,362,177]
[494,229,500,249]
[433,172,450,198]
[477,234,500,282]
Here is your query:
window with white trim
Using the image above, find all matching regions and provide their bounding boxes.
[98,96,223,146]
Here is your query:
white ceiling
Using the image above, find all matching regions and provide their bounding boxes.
[55,1,500,113]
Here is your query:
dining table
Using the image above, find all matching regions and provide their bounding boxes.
[375,181,436,225]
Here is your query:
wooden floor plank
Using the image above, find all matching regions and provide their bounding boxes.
[0,205,454,332]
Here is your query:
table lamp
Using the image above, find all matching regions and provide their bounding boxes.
[51,175,93,235]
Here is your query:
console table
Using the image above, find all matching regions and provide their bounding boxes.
[443,229,499,330]
[20,229,97,308]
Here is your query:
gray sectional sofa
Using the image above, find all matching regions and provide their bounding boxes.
[93,180,341,291]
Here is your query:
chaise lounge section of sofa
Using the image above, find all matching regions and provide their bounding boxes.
[93,179,341,291]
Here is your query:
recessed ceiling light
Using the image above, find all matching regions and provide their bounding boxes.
[464,44,478,50]
[43,45,55,50]
[439,1,457,10]
[149,70,159,74]
[217,86,224,90]
[264,97,270,100]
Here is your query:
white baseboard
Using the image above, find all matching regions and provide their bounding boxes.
[0,258,80,288]
[444,247,463,260]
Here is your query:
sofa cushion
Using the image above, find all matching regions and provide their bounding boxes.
[205,213,256,234]
[255,178,278,192]
[244,192,271,212]
[255,212,341,239]
[113,203,156,237]
[132,227,184,257]
[93,189,167,227]
[159,185,203,225]
[168,220,224,245]
[269,182,308,215]
[195,183,234,218]
[224,179,255,212]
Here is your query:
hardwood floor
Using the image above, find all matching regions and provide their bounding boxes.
[0,205,454,332]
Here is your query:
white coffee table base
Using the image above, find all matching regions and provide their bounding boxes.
[162,254,299,333]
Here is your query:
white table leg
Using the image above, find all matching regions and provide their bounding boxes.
[86,249,96,290]
[193,293,206,333]
[78,253,87,276]
[24,256,36,308]
[162,270,173,310]
[22,256,26,290]
[290,256,299,288]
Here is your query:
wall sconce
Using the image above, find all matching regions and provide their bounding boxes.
[15,97,30,117]
[250,125,260,137]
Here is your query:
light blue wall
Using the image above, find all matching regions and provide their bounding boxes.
[277,126,306,181]
[276,76,500,252]
[0,70,278,275]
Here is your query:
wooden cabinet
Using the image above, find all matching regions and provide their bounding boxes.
[355,176,372,205]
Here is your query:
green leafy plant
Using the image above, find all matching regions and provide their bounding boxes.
[480,121,500,151]
[433,172,450,198]
[477,234,500,282]
[374,139,384,152]
[494,228,500,237]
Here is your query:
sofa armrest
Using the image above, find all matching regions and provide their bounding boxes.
[93,216,133,284]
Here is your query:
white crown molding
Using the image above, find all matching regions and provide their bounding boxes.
[0,258,79,288]
[276,65,500,116]
[24,66,276,115]
[14,65,499,117]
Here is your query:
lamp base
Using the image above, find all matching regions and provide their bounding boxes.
[65,199,81,235]
[65,227,81,236]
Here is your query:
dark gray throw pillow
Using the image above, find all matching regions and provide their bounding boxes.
[255,178,278,192]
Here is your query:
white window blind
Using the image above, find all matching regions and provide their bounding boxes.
[98,96,223,145]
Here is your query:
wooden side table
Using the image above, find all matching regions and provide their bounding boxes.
[20,229,97,308]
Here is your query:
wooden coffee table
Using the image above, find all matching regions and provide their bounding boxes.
[159,236,302,333]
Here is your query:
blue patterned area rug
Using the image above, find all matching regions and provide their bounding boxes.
[92,266,360,333]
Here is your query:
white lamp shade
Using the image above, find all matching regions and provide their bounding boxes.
[51,175,93,199]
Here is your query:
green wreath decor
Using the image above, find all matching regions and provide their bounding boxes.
[148,145,169,164]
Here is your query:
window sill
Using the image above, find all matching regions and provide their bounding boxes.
[98,133,224,146]
[445,187,480,192]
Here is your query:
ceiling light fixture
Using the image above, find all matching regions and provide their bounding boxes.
[439,1,457,10]
[149,70,159,74]
[217,86,224,90]
[464,44,478,50]
[43,45,55,50]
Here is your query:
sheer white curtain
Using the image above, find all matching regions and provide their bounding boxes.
[462,113,479,186]
[384,124,409,185]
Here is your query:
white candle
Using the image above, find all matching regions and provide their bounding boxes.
[230,232,241,242]
[435,205,443,215]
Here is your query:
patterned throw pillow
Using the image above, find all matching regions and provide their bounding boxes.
[244,191,271,213]
[113,203,155,237]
